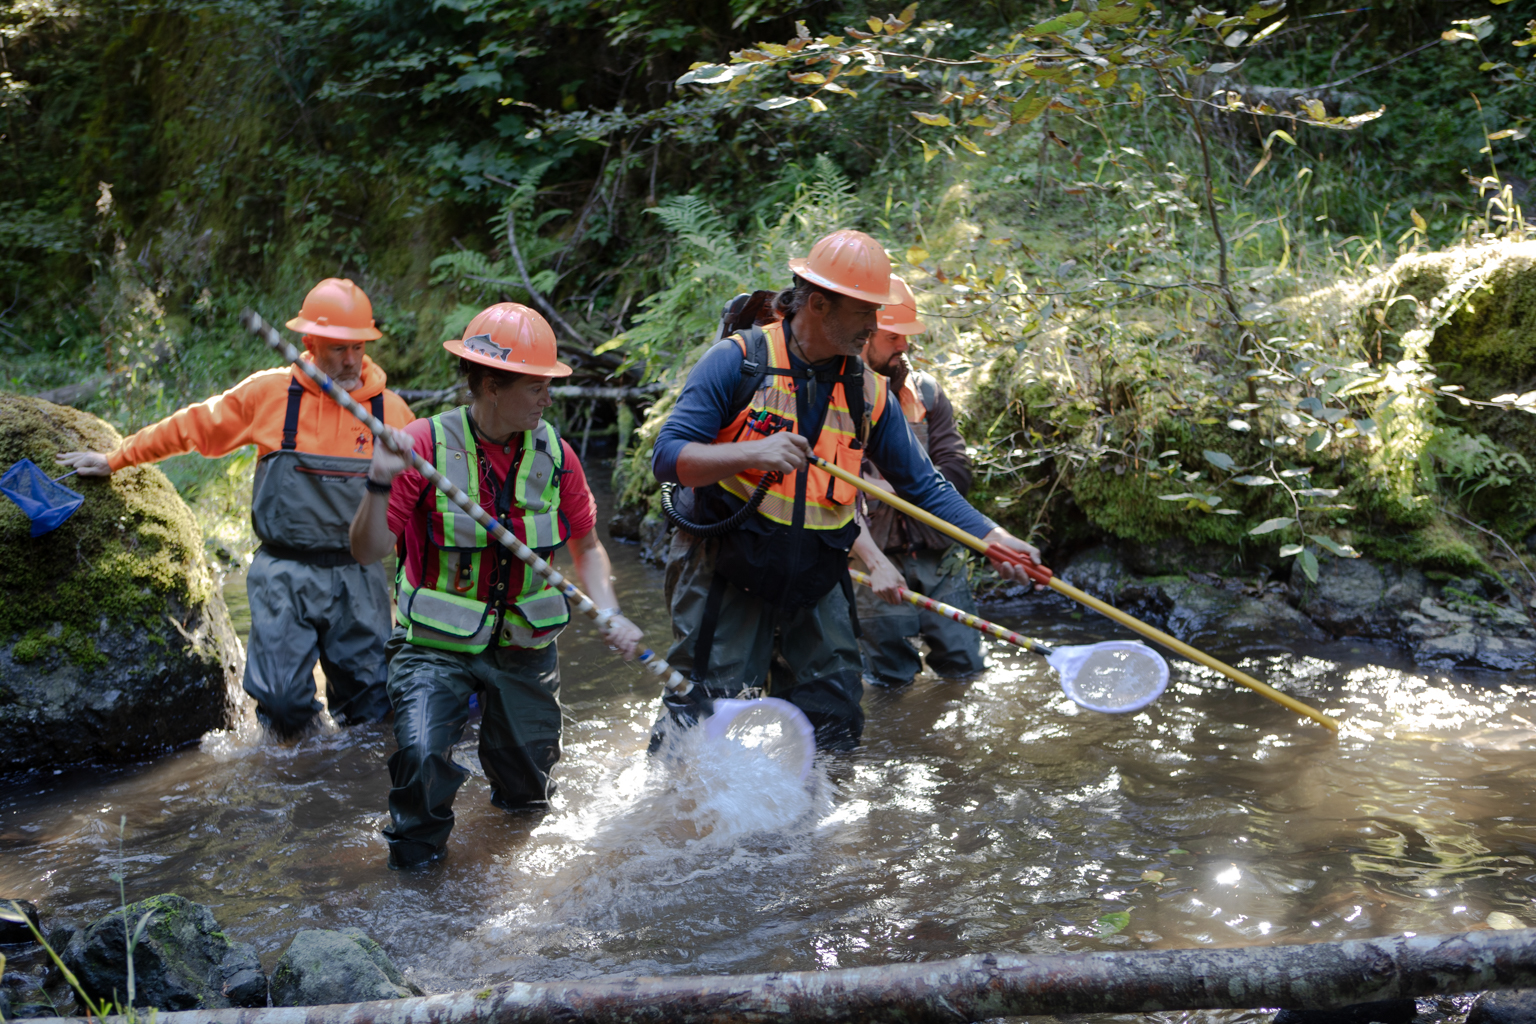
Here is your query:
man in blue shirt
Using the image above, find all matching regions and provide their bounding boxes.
[652,229,1038,750]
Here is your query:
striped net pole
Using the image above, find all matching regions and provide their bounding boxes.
[239,309,694,699]
[848,568,1054,656]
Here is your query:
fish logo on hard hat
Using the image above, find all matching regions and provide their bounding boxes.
[461,334,514,362]
[444,303,573,378]
[286,278,383,341]
[788,230,904,305]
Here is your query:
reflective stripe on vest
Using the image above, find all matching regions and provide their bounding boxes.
[713,321,887,530]
[396,408,570,653]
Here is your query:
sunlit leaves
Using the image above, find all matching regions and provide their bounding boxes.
[1025,11,1089,36]
[912,112,953,127]
[1248,517,1295,535]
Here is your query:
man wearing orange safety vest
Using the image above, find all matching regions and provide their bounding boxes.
[652,229,1039,750]
[851,277,986,687]
[59,279,415,737]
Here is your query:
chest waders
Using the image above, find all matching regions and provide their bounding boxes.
[683,322,872,686]
[249,375,383,564]
[395,408,572,654]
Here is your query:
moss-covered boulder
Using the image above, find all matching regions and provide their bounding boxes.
[0,394,240,771]
[1384,241,1536,462]
[62,893,266,1010]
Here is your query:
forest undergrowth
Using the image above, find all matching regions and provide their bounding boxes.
[2,0,1534,598]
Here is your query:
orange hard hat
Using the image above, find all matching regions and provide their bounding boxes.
[876,276,926,336]
[788,230,903,305]
[286,278,383,341]
[443,303,573,378]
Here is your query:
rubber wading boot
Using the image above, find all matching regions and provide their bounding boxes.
[386,840,449,872]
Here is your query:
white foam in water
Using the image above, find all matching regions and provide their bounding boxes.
[1049,641,1169,713]
[475,707,829,953]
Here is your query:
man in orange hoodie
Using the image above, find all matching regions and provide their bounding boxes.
[59,278,416,737]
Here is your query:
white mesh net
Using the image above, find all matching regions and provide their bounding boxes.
[1047,641,1170,714]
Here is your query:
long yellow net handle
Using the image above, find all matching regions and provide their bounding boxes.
[818,456,1339,731]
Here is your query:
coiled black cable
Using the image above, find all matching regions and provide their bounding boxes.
[659,478,774,538]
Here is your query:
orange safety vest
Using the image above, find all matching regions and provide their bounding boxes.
[713,321,888,531]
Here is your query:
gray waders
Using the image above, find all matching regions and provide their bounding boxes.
[241,379,391,735]
[855,545,985,687]
[663,530,865,751]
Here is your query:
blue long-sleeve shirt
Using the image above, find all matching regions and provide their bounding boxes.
[652,339,996,539]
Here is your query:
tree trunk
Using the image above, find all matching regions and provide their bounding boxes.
[28,928,1536,1024]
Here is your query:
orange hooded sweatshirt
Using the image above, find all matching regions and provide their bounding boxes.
[106,354,415,471]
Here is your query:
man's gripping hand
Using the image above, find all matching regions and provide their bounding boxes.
[747,431,812,474]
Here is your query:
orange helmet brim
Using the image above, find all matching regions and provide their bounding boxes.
[286,316,383,341]
[787,258,904,305]
[442,339,574,378]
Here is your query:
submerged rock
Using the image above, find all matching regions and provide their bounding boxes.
[1468,989,1536,1024]
[62,893,266,1010]
[0,395,241,771]
[1415,633,1536,671]
[270,928,421,1007]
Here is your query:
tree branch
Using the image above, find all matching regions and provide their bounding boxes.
[483,173,593,353]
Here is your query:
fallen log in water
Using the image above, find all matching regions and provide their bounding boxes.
[21,928,1536,1024]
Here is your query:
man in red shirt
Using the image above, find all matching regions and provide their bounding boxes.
[351,302,641,870]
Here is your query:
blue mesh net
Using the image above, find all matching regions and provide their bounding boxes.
[1,459,85,536]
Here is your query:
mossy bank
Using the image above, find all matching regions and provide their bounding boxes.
[0,394,240,771]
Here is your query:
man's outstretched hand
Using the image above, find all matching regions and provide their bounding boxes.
[57,452,111,477]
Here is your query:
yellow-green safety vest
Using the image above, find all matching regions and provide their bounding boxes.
[396,407,571,653]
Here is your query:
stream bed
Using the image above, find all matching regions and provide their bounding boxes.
[3,476,1536,1019]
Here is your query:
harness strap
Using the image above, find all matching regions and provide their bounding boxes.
[281,376,303,451]
[690,569,732,683]
[839,569,862,640]
[370,393,384,427]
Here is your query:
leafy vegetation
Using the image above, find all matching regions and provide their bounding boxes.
[2,0,1534,593]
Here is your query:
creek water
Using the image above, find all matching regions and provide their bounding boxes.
[4,474,1536,1020]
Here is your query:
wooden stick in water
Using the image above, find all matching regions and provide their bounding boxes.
[239,309,694,699]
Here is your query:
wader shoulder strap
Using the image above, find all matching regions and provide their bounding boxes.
[839,569,862,640]
[728,325,772,425]
[917,372,938,414]
[281,376,304,451]
[370,393,383,427]
[690,570,732,684]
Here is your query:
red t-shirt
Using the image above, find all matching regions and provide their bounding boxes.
[387,417,597,601]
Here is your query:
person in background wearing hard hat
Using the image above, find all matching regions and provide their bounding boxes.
[850,276,985,687]
[59,279,415,737]
[652,229,1039,751]
[352,302,642,870]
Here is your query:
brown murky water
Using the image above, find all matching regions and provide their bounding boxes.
[3,473,1535,1015]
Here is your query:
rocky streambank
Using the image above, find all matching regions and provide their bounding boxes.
[987,545,1536,672]
[614,510,1536,672]
[0,894,419,1018]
